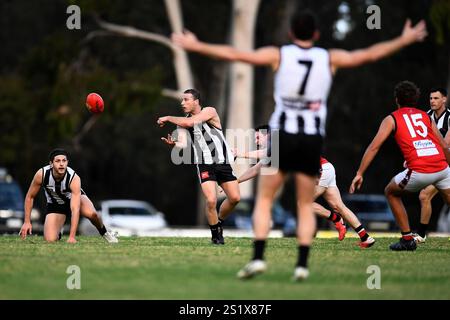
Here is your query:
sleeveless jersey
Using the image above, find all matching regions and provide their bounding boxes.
[391,107,448,173]
[41,165,78,205]
[187,120,234,165]
[427,108,450,138]
[269,44,332,136]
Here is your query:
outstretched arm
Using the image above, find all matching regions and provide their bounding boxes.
[330,19,427,72]
[235,148,267,160]
[20,170,42,239]
[158,107,217,128]
[172,30,280,70]
[350,116,395,193]
[238,161,264,183]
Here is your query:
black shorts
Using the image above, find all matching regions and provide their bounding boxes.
[270,131,323,176]
[196,163,237,185]
[46,203,71,216]
[45,189,86,216]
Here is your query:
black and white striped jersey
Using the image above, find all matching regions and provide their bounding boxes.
[269,44,332,136]
[186,121,234,165]
[41,165,78,205]
[427,108,450,137]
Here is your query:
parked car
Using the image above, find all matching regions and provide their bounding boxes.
[341,193,397,231]
[79,199,168,236]
[218,198,296,233]
[0,168,40,233]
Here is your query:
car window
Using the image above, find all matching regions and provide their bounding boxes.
[345,200,388,213]
[0,182,24,210]
[109,206,155,216]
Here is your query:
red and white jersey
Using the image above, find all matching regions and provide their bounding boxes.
[391,107,448,173]
[320,157,329,165]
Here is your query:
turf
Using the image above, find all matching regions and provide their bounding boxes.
[0,235,449,300]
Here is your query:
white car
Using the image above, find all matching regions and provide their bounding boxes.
[79,199,168,236]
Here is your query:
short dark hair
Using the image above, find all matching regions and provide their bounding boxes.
[184,89,201,103]
[290,10,318,41]
[394,81,420,107]
[430,87,447,97]
[49,148,68,162]
[255,124,270,132]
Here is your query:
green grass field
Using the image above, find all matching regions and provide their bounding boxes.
[1,235,449,300]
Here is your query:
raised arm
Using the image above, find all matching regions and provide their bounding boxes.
[68,175,81,243]
[350,115,395,193]
[330,19,427,73]
[172,30,280,70]
[20,169,43,239]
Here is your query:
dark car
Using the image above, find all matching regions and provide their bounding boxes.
[218,197,296,233]
[341,193,397,231]
[0,168,39,232]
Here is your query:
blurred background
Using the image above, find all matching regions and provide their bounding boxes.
[0,0,449,232]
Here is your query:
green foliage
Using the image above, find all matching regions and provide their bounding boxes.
[430,0,450,45]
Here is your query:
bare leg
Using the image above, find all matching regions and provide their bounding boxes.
[80,195,104,232]
[313,202,332,219]
[322,186,362,229]
[253,171,285,239]
[419,185,438,224]
[384,179,411,232]
[44,213,66,242]
[295,173,317,246]
[200,181,220,225]
[218,180,240,221]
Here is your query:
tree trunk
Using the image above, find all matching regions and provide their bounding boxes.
[227,0,261,199]
[164,0,193,92]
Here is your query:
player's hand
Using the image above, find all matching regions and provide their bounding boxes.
[401,19,427,45]
[349,174,363,194]
[19,222,32,239]
[171,30,200,51]
[157,116,169,127]
[67,237,77,244]
[161,134,176,146]
[403,160,408,168]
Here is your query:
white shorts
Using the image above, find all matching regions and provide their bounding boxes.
[318,162,337,188]
[394,167,450,192]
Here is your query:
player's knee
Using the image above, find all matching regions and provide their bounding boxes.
[384,184,393,197]
[206,198,217,209]
[229,194,240,205]
[419,191,431,203]
[87,211,100,220]
[44,234,59,242]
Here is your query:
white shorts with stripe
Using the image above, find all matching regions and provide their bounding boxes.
[318,162,337,188]
[394,167,450,192]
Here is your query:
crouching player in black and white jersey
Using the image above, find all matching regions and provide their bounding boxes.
[19,149,118,243]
